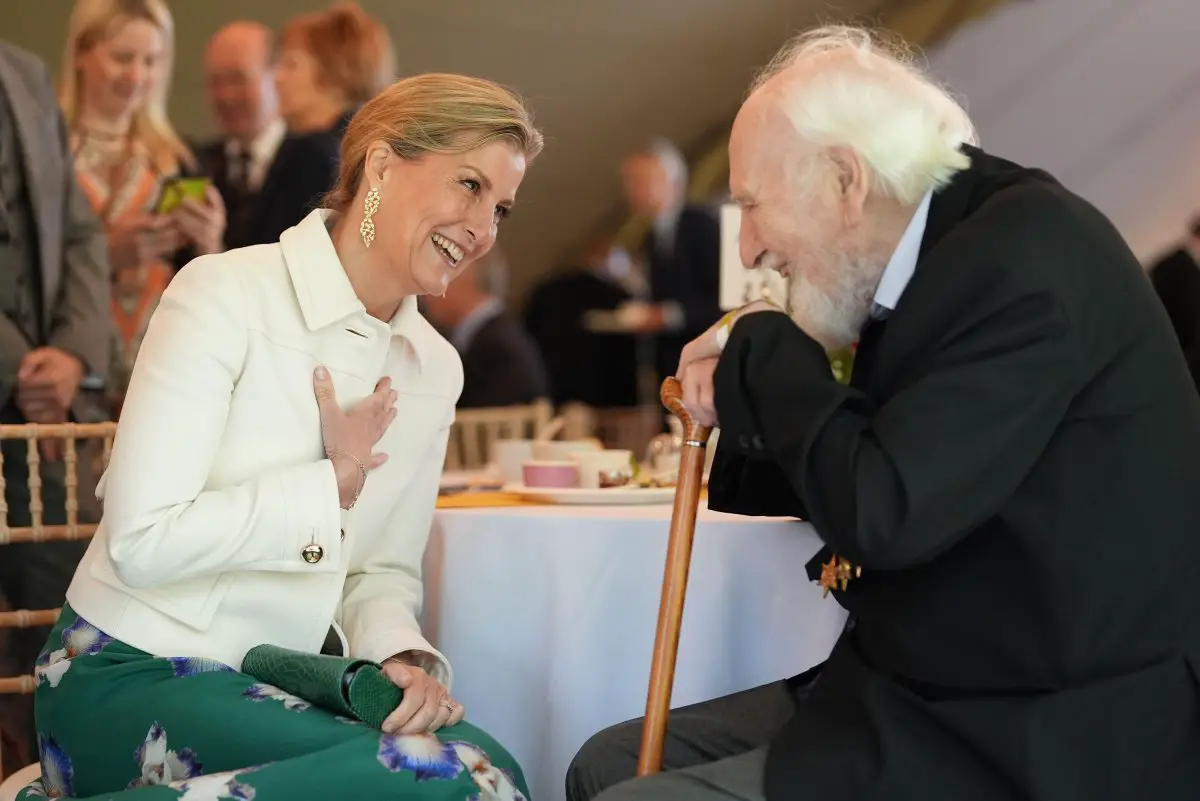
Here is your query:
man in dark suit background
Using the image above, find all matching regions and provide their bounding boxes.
[523,239,641,409]
[568,25,1200,801]
[423,251,549,409]
[0,41,110,772]
[1147,214,1200,393]
[200,21,339,251]
[621,140,722,385]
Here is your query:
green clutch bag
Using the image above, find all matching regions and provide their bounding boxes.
[240,644,402,729]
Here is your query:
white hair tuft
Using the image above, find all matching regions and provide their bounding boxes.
[751,25,977,204]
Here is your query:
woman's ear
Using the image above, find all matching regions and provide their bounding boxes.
[363,141,391,187]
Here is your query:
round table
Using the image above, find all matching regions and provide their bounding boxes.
[422,504,847,801]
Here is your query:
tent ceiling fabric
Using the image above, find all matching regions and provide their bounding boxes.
[10,0,1006,298]
[926,0,1200,261]
[11,0,892,299]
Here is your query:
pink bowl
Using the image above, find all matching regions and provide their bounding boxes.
[522,460,580,489]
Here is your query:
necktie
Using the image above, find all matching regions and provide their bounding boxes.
[229,146,252,194]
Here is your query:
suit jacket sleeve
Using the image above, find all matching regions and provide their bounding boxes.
[100,260,344,589]
[714,270,1078,572]
[340,406,454,687]
[44,63,111,377]
[677,209,722,335]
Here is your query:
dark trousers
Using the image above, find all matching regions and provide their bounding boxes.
[0,400,89,772]
[565,680,802,801]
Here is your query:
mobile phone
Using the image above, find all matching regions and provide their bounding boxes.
[154,177,210,214]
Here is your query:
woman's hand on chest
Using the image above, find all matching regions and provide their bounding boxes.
[314,367,398,509]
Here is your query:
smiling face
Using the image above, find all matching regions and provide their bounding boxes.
[729,93,883,349]
[364,139,528,298]
[76,16,166,121]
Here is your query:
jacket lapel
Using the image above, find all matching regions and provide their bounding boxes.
[0,53,59,307]
[918,146,982,261]
[850,147,983,394]
[257,137,293,206]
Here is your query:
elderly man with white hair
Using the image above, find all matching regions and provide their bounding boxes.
[567,24,1200,801]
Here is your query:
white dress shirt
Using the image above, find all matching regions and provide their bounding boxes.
[869,190,934,319]
[66,210,463,685]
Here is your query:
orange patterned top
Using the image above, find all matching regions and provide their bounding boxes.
[72,132,176,405]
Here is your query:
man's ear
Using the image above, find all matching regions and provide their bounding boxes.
[827,146,869,228]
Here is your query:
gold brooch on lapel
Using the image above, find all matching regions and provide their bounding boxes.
[818,554,861,597]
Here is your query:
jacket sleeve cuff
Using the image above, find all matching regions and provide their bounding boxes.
[361,631,452,688]
[279,459,342,571]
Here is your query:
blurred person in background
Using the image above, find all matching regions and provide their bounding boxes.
[1147,214,1200,393]
[424,248,549,408]
[200,20,340,250]
[275,1,396,141]
[620,138,721,386]
[0,39,109,775]
[523,238,641,409]
[59,0,225,409]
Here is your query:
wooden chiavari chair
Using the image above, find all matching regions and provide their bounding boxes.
[445,399,552,470]
[0,422,116,783]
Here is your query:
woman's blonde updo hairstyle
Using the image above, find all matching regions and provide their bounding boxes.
[325,73,544,215]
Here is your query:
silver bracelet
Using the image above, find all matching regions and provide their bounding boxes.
[328,449,367,509]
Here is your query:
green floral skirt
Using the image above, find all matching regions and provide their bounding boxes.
[18,604,528,800]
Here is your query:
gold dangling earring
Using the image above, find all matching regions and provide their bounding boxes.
[360,187,380,248]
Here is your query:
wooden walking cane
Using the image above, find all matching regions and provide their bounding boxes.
[636,376,713,776]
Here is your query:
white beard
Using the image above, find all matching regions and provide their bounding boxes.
[785,252,881,351]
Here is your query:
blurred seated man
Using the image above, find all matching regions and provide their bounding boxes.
[621,139,722,385]
[567,24,1200,801]
[424,250,548,408]
[1146,214,1200,392]
[200,20,339,250]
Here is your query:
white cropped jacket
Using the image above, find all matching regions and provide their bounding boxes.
[67,210,462,686]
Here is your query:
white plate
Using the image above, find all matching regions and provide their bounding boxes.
[507,484,676,505]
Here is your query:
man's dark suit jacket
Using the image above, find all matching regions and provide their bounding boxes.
[1148,246,1200,393]
[646,205,721,382]
[458,311,549,409]
[708,146,1200,801]
[0,43,110,389]
[199,131,339,251]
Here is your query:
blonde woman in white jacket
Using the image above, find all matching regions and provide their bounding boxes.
[19,73,542,801]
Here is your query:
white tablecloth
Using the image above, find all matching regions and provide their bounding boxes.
[422,504,847,801]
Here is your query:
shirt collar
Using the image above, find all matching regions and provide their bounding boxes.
[226,118,285,165]
[451,296,503,354]
[871,190,933,317]
[279,209,437,370]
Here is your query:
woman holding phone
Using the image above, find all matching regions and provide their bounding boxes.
[60,0,226,409]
